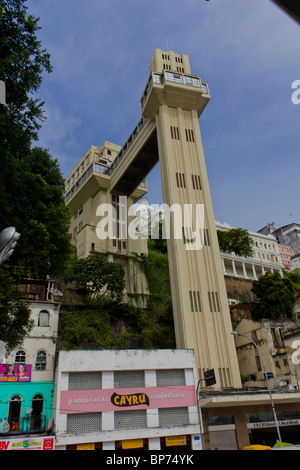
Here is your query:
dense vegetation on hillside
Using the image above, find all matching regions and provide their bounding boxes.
[57,249,175,351]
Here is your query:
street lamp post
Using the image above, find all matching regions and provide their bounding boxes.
[0,227,20,266]
[231,330,282,443]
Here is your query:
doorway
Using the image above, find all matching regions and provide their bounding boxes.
[8,395,22,432]
[31,394,44,430]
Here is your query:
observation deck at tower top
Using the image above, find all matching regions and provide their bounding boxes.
[65,53,210,206]
[110,68,210,195]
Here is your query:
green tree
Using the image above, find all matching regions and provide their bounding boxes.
[0,1,71,346]
[251,272,295,321]
[0,1,72,279]
[6,146,73,279]
[0,265,33,353]
[66,255,126,304]
[217,228,254,257]
[0,0,52,148]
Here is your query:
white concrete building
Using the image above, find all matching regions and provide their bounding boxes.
[291,253,300,271]
[216,221,283,281]
[53,349,202,450]
[3,280,61,382]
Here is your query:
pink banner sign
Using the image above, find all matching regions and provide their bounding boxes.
[60,385,196,414]
[0,364,32,383]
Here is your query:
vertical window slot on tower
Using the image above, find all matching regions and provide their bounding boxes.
[215,292,220,312]
[176,173,186,188]
[208,292,213,312]
[185,128,195,142]
[170,126,180,140]
[191,174,202,190]
[189,290,202,312]
[189,291,194,312]
[193,291,198,312]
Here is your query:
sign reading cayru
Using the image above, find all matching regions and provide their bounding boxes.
[111,392,150,407]
[60,386,195,414]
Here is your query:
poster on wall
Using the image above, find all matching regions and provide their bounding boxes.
[0,364,32,382]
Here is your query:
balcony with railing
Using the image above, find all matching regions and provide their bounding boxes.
[65,116,149,206]
[140,70,209,116]
[0,415,48,436]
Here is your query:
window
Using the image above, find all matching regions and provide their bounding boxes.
[185,128,195,142]
[67,413,102,434]
[114,370,145,389]
[183,75,200,87]
[156,369,185,386]
[170,126,180,140]
[31,394,44,430]
[114,410,147,430]
[159,407,189,427]
[15,350,26,363]
[176,172,186,188]
[208,292,221,312]
[69,372,102,391]
[35,351,47,371]
[189,290,202,313]
[191,174,202,190]
[38,310,49,327]
[8,395,22,431]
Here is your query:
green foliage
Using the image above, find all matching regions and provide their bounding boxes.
[0,0,52,144]
[58,308,112,350]
[65,254,126,304]
[141,247,176,348]
[58,299,147,351]
[0,146,72,279]
[147,221,168,254]
[217,228,254,257]
[142,249,170,298]
[0,1,72,279]
[251,272,295,321]
[284,270,300,293]
[0,265,33,353]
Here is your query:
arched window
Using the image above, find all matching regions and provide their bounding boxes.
[8,395,22,431]
[35,351,47,371]
[15,350,26,363]
[38,310,50,327]
[31,394,44,430]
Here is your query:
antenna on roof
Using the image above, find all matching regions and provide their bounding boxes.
[165,33,169,51]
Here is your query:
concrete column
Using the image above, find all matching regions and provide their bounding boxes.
[242,262,247,278]
[232,260,237,276]
[148,438,161,450]
[221,257,227,274]
[252,264,257,279]
[234,413,250,450]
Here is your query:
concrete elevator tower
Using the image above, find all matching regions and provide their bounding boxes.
[65,48,241,390]
[141,49,241,389]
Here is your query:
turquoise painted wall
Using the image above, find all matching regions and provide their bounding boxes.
[0,381,53,421]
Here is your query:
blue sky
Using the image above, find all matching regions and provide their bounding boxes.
[26,0,300,233]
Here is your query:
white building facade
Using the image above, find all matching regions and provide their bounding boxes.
[216,221,283,282]
[53,349,202,450]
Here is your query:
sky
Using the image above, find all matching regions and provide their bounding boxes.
[26,0,300,233]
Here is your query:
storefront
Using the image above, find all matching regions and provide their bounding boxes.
[0,363,53,436]
[53,349,202,450]
[200,391,300,449]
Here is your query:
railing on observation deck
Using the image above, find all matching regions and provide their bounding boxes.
[140,70,209,110]
[65,117,149,203]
